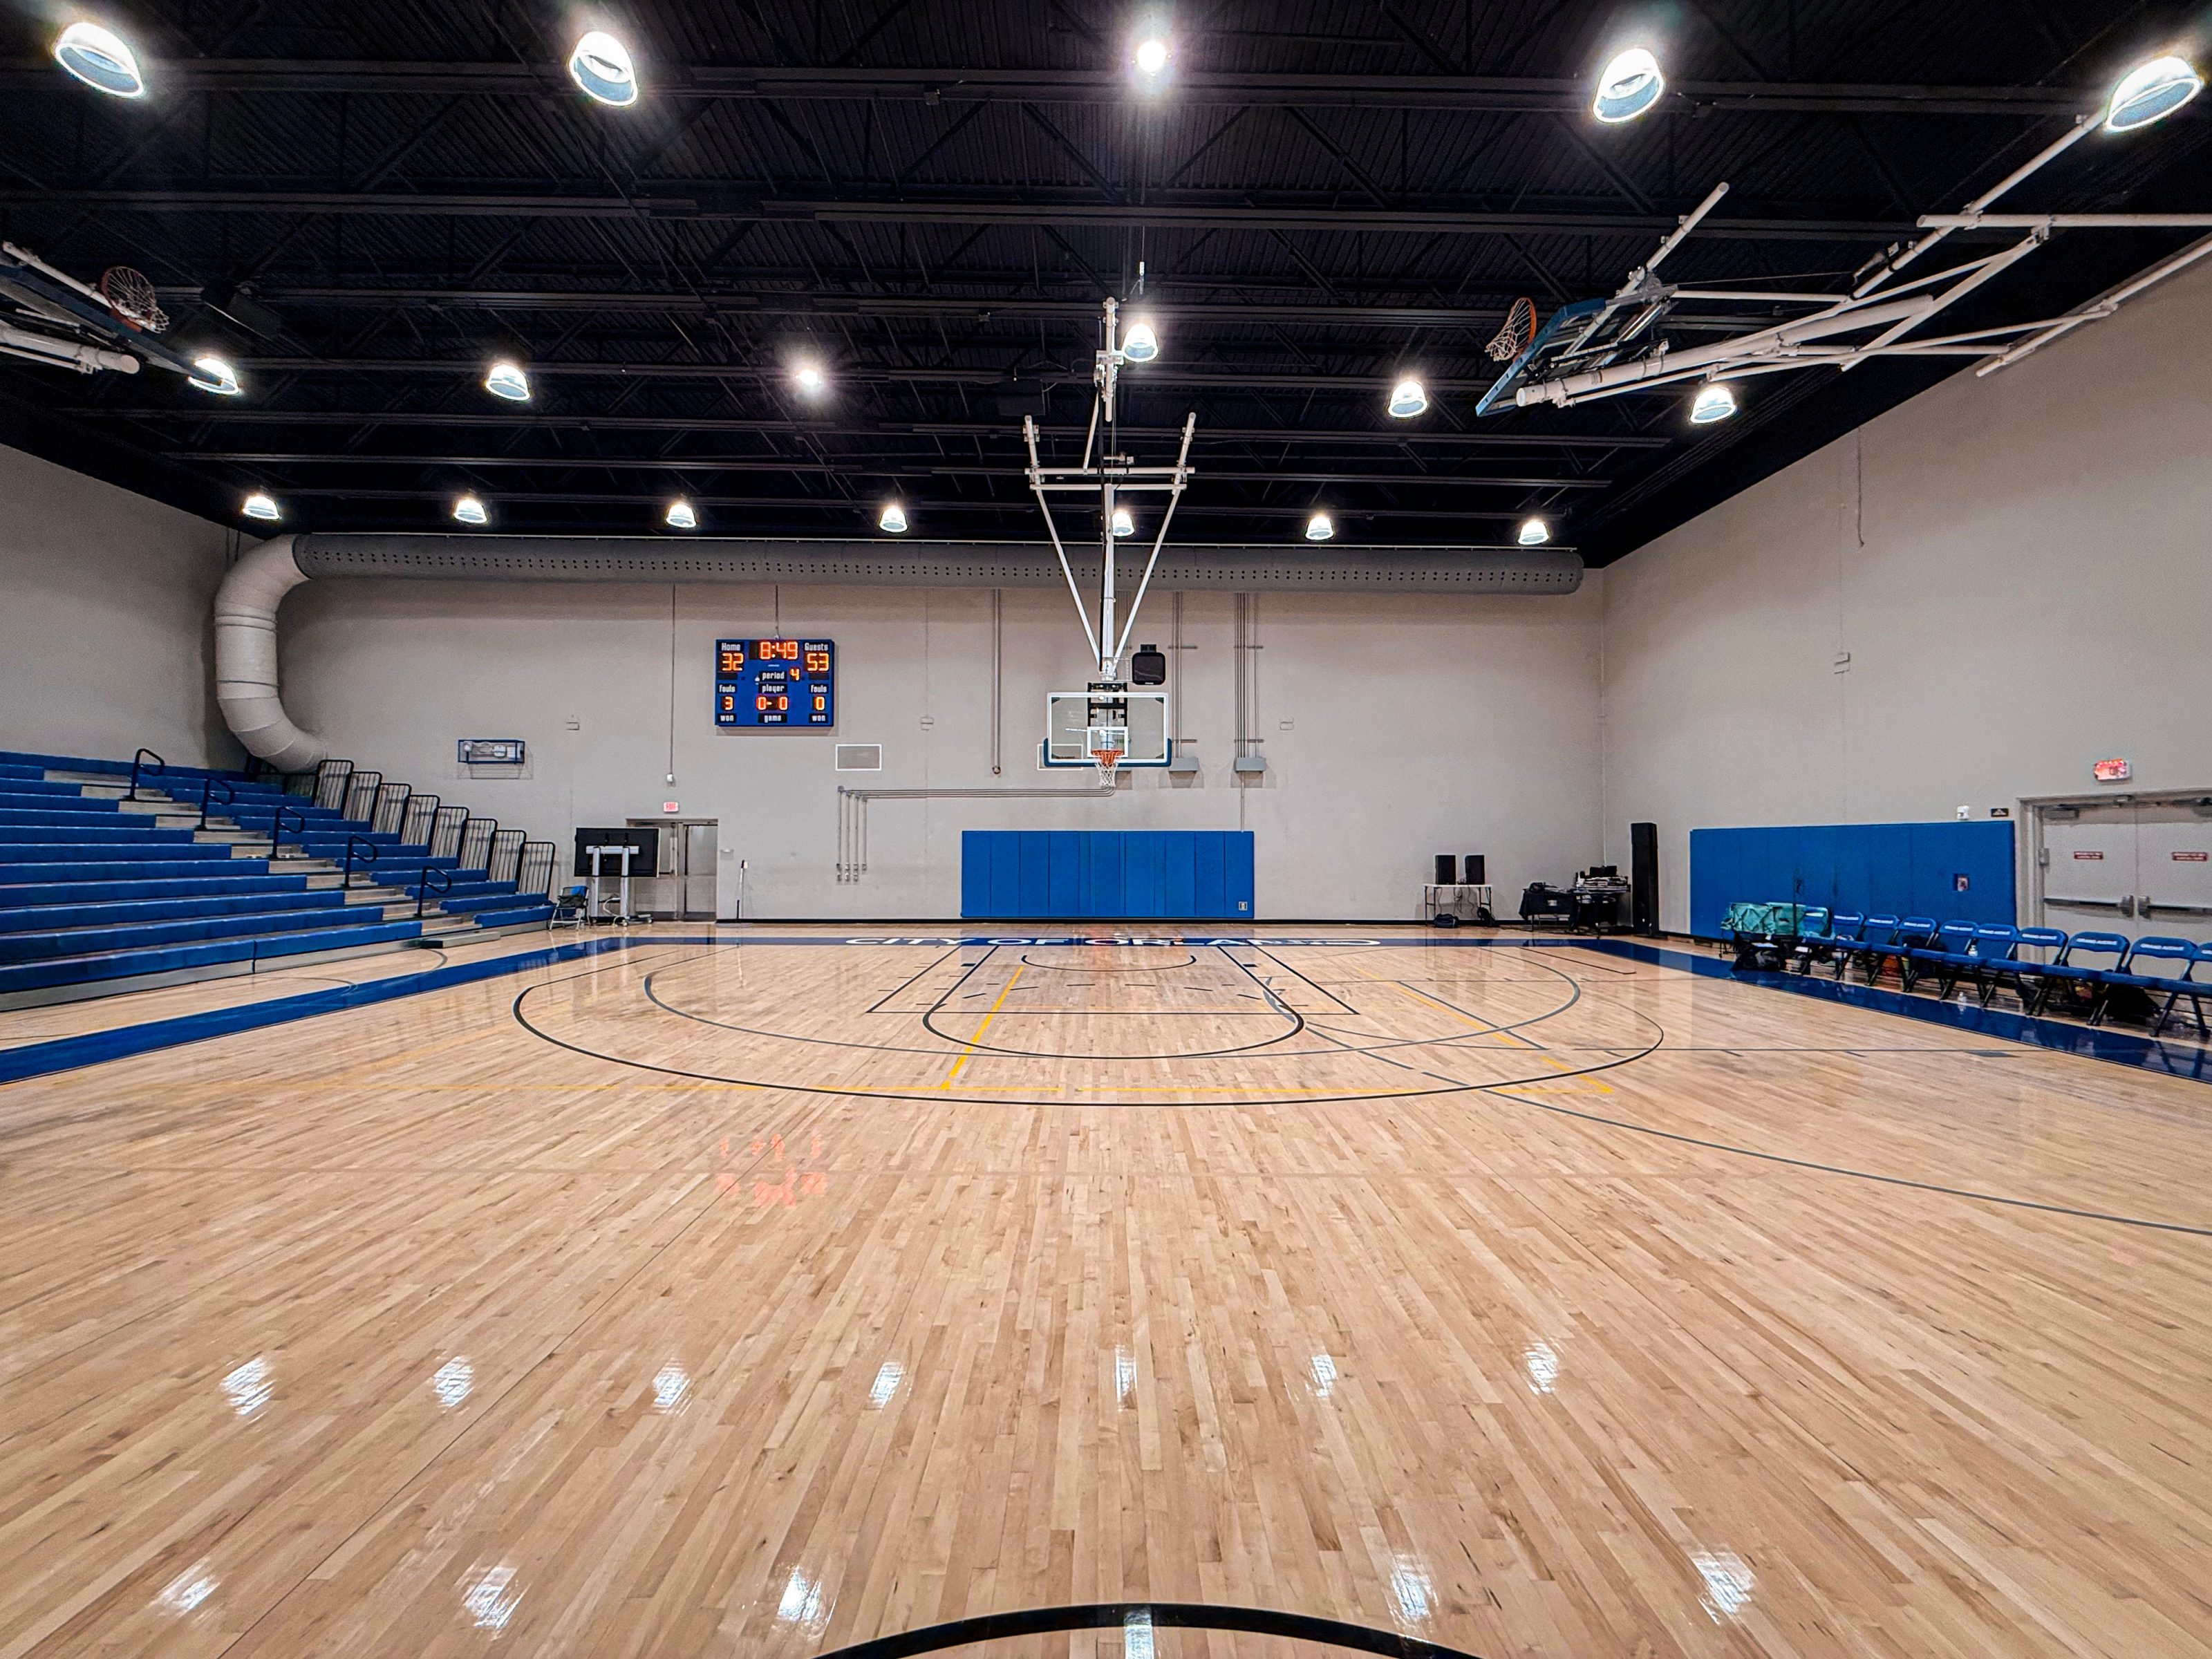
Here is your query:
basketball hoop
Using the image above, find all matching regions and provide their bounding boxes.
[100,266,167,334]
[1086,724,1127,780]
[1486,296,1537,362]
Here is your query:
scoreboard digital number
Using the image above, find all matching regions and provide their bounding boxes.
[715,637,835,729]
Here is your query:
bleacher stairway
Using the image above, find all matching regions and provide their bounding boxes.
[0,749,559,1008]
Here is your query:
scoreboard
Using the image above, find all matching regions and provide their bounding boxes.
[715,637,835,728]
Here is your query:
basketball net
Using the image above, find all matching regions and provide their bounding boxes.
[1087,725,1127,781]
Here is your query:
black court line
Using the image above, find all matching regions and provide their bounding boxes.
[517,957,1667,1106]
[1250,942,1362,1015]
[812,1602,1482,1659]
[1018,950,1201,971]
[864,943,965,1014]
[1485,1086,2212,1238]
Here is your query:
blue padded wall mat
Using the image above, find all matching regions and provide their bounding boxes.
[961,830,1256,920]
[1689,820,2015,938]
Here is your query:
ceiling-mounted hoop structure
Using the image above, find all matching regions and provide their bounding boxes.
[1481,72,2212,418]
[1021,297,1198,686]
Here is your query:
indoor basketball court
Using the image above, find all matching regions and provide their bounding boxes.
[1,6,2209,1659]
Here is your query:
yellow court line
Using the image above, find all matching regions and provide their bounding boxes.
[941,962,1026,1087]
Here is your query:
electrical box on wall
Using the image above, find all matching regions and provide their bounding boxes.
[457,738,525,765]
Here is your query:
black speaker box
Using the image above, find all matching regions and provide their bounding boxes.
[1433,854,1457,885]
[1629,822,1658,933]
[1462,854,1486,886]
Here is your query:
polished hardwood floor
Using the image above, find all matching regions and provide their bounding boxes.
[0,928,2206,1658]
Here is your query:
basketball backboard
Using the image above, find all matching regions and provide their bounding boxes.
[1044,687,1170,768]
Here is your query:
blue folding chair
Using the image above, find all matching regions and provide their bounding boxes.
[2092,937,2208,1033]
[1821,911,1866,978]
[1903,920,1978,993]
[1837,912,1897,981]
[2026,931,2129,1016]
[1978,926,2065,1009]
[1871,917,1938,987]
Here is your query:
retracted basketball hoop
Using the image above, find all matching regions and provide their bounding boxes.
[1022,276,1197,780]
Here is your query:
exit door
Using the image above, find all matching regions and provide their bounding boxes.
[2036,796,2212,945]
[628,818,719,920]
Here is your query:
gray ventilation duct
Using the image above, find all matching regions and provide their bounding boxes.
[290,535,1583,592]
[214,534,1582,763]
[214,533,325,770]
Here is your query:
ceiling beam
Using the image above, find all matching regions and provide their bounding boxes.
[0,59,2114,118]
[169,451,1612,487]
[210,357,1593,393]
[0,187,1907,242]
[69,409,1670,447]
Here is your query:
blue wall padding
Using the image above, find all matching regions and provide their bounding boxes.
[961,830,1256,919]
[1689,820,2016,938]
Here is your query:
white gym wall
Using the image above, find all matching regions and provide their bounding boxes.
[280,578,1604,919]
[1600,257,2212,931]
[0,443,234,765]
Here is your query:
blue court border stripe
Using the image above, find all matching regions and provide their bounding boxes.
[0,932,2205,1087]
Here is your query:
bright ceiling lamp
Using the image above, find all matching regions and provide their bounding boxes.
[2105,54,2203,131]
[1691,382,1738,424]
[1593,46,1665,123]
[1388,375,1428,418]
[53,21,146,97]
[665,498,696,529]
[792,359,827,397]
[483,359,531,402]
[879,500,908,534]
[1133,32,1170,85]
[241,492,281,523]
[568,30,639,106]
[1517,516,1551,546]
[1110,504,1135,537]
[1304,511,1335,542]
[1121,317,1160,362]
[187,355,241,396]
[452,495,489,525]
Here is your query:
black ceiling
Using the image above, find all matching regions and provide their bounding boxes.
[1,0,2206,563]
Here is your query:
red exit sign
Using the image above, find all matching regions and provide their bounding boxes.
[2092,758,2132,782]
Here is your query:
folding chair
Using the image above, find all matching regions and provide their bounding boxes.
[2026,931,2128,1017]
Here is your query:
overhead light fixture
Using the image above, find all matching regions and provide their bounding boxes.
[241,492,281,523]
[793,359,827,397]
[2105,54,2203,131]
[1304,511,1335,542]
[53,21,146,97]
[1593,46,1665,123]
[665,498,696,530]
[1121,317,1159,362]
[1517,516,1551,546]
[1691,382,1738,424]
[568,30,639,106]
[187,355,242,396]
[1110,504,1135,537]
[1133,33,1170,83]
[452,495,489,525]
[483,360,531,402]
[879,500,908,534]
[1388,376,1428,418]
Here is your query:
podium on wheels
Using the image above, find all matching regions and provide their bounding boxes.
[574,827,657,926]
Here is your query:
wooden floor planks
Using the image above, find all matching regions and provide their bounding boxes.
[0,928,2205,1658]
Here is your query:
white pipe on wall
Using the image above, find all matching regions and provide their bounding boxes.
[214,532,327,771]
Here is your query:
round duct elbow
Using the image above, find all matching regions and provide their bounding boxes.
[214,533,327,772]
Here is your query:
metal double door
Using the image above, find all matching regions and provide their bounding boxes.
[626,818,719,920]
[2038,797,2212,944]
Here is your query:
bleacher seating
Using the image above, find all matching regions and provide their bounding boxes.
[0,749,558,1006]
[1779,904,2209,1040]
